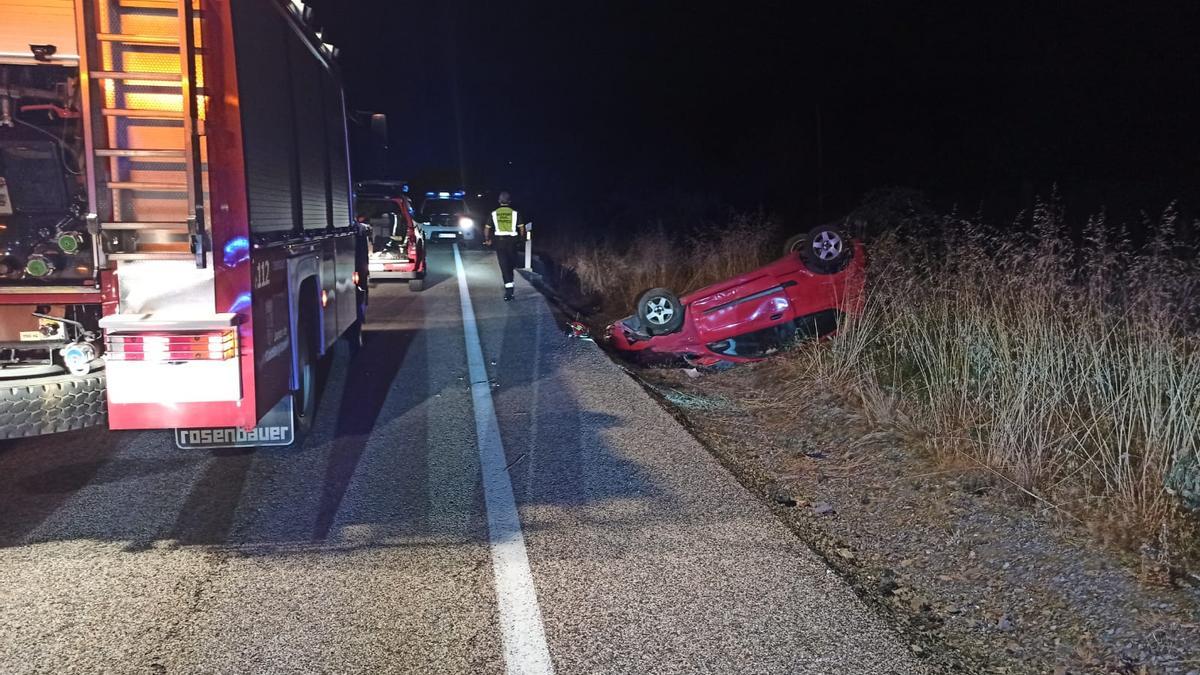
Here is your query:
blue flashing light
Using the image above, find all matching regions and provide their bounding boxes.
[228,292,252,313]
[222,236,250,267]
[453,191,466,198]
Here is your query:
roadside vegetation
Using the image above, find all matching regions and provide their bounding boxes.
[550,190,1200,564]
[550,211,780,321]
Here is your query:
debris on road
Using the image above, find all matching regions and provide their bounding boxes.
[811,501,835,515]
[653,386,730,411]
[565,320,593,341]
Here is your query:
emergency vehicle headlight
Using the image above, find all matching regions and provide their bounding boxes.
[458,217,474,230]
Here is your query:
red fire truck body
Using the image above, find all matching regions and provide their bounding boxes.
[0,0,367,444]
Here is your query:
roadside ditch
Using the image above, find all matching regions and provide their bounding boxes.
[522,253,1200,675]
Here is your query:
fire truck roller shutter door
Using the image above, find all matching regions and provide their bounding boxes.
[232,0,297,233]
[0,0,79,67]
[323,69,352,228]
[289,34,330,231]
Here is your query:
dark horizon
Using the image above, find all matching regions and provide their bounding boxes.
[315,1,1200,229]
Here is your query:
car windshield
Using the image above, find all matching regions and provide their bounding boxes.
[420,199,465,218]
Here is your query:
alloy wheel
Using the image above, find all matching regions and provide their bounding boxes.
[645,296,675,325]
[812,230,843,261]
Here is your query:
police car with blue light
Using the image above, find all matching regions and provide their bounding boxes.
[416,191,477,243]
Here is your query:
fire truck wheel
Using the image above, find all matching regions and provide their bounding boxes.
[293,327,317,439]
[344,319,364,355]
[0,369,107,440]
[409,278,425,292]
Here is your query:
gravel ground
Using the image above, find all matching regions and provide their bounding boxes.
[635,361,1200,674]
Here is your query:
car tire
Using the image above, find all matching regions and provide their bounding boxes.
[0,368,107,440]
[409,278,425,292]
[787,225,852,274]
[636,287,685,336]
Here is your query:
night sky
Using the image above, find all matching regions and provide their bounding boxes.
[313,1,1200,229]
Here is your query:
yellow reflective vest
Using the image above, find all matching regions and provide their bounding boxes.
[491,206,520,236]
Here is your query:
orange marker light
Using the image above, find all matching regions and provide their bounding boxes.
[321,289,329,307]
[352,271,360,286]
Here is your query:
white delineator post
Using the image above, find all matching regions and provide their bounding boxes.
[524,221,533,270]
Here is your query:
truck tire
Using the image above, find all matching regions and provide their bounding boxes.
[293,315,318,441]
[0,369,107,440]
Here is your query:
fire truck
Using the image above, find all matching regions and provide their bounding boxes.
[0,0,368,447]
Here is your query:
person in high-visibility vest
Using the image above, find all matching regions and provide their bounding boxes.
[484,191,526,301]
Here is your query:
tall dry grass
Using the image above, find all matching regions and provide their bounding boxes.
[554,196,1199,550]
[800,198,1200,549]
[560,212,779,320]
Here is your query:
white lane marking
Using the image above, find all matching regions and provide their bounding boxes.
[453,244,555,675]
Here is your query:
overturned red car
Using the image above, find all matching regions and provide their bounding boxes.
[605,226,865,367]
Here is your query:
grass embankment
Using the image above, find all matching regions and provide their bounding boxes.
[551,213,780,321]
[552,199,1200,562]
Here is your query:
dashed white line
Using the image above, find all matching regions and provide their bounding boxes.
[453,244,554,675]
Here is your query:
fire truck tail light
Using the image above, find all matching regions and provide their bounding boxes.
[106,329,238,362]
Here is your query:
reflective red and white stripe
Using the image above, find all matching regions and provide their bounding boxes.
[106,329,238,362]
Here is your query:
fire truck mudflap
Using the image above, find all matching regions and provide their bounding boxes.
[174,396,294,449]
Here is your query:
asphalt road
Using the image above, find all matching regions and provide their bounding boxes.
[0,245,924,674]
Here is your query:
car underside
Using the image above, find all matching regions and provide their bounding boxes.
[605,226,866,367]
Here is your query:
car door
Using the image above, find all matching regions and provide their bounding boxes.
[688,273,795,344]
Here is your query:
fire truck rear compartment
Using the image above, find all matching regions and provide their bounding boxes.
[0,63,93,286]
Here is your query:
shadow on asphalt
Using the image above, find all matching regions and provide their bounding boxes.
[0,253,666,551]
[0,429,125,546]
[311,328,417,541]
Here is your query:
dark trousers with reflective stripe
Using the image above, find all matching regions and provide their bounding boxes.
[494,235,520,285]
